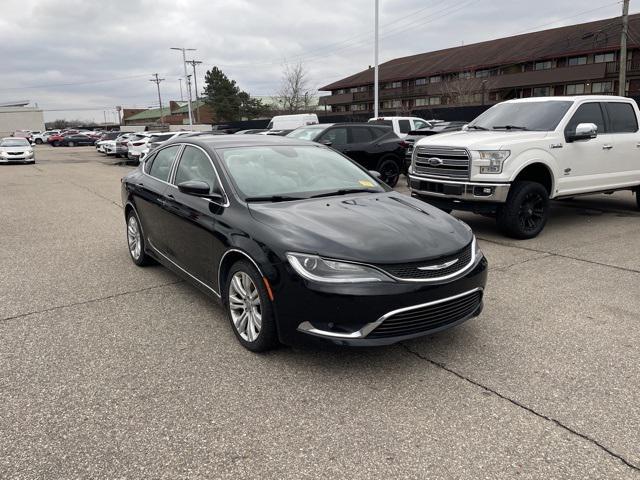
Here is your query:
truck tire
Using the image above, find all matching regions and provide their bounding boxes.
[636,187,640,210]
[496,181,549,239]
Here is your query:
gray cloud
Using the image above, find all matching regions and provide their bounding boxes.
[0,0,627,122]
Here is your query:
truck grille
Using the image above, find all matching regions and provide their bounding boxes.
[367,289,482,339]
[414,146,470,179]
[375,242,473,280]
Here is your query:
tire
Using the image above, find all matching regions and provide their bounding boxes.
[52,141,59,147]
[635,187,640,210]
[496,181,549,239]
[126,210,153,266]
[224,260,278,352]
[115,153,122,158]
[67,141,75,147]
[35,139,43,145]
[377,157,401,187]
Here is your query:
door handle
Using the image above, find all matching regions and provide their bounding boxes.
[602,144,613,150]
[166,193,175,199]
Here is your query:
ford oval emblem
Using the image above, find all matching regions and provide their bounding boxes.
[427,157,444,166]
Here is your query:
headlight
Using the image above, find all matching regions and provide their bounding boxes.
[286,253,392,283]
[477,150,510,174]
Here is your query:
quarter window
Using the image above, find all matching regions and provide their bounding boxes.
[604,102,638,133]
[174,146,218,192]
[565,103,606,136]
[147,145,181,182]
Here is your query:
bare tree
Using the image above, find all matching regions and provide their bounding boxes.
[278,61,315,113]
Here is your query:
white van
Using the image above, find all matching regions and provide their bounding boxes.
[267,114,319,132]
[368,116,436,138]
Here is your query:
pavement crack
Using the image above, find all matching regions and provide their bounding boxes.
[492,253,553,272]
[0,280,184,325]
[478,236,640,275]
[399,343,640,472]
[64,178,123,209]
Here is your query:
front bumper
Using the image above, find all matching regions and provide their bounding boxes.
[0,155,34,163]
[409,174,511,203]
[273,255,488,347]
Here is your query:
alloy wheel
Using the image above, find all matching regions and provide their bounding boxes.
[127,215,142,260]
[228,271,262,342]
[380,160,400,187]
[517,192,545,233]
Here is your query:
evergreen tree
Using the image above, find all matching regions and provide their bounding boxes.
[203,67,269,121]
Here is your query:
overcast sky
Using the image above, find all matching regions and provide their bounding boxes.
[0,0,632,123]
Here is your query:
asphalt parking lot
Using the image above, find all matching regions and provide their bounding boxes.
[1,144,639,479]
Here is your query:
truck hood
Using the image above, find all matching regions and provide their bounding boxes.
[248,192,472,264]
[415,130,550,150]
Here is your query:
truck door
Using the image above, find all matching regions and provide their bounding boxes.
[602,101,640,186]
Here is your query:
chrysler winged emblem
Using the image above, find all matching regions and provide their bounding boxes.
[417,258,459,271]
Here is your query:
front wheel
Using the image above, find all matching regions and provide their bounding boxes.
[126,211,153,266]
[224,260,279,352]
[35,139,43,144]
[497,181,549,239]
[52,141,59,147]
[635,186,640,210]
[377,157,401,187]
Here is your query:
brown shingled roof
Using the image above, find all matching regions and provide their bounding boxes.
[320,13,640,91]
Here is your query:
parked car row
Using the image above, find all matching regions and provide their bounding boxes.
[95,130,204,163]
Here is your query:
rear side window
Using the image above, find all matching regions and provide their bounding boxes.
[398,119,411,133]
[350,127,374,143]
[604,102,638,133]
[565,103,606,135]
[147,145,181,182]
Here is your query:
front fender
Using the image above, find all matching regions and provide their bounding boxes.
[506,148,558,194]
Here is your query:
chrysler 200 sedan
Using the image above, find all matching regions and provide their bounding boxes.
[121,134,488,351]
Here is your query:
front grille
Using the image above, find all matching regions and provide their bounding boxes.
[7,152,24,156]
[375,242,473,280]
[367,290,482,339]
[414,146,470,179]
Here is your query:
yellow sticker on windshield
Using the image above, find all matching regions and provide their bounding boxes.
[359,180,375,187]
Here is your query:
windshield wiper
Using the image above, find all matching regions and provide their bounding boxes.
[310,188,379,198]
[466,125,488,130]
[492,125,529,130]
[244,195,306,202]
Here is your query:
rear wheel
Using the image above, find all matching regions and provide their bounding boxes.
[497,181,549,239]
[35,138,43,145]
[224,260,278,352]
[52,141,59,147]
[377,157,401,187]
[67,141,75,147]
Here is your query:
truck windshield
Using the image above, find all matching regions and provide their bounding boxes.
[468,101,572,131]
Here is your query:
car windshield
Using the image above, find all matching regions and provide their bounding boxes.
[468,101,572,131]
[220,145,385,200]
[1,139,30,147]
[286,126,327,141]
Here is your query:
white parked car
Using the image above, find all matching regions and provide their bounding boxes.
[0,137,35,163]
[368,117,436,138]
[262,113,319,135]
[31,130,60,144]
[139,131,199,160]
[409,95,640,238]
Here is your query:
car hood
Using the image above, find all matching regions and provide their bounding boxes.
[0,146,31,153]
[415,130,550,150]
[248,192,472,263]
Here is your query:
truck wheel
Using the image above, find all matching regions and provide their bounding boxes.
[496,181,549,239]
[635,187,640,210]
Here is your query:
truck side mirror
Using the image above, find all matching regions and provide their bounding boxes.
[566,123,597,142]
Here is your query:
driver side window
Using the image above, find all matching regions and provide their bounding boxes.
[318,127,348,145]
[565,102,606,135]
[173,146,218,193]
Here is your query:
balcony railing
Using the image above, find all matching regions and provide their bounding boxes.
[605,57,640,74]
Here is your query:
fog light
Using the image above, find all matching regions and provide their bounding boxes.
[473,186,494,197]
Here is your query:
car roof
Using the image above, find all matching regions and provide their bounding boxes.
[503,95,631,104]
[169,133,319,150]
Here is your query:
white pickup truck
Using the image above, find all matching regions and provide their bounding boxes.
[409,95,640,238]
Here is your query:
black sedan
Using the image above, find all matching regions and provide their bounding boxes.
[59,134,96,147]
[287,123,406,187]
[121,134,487,351]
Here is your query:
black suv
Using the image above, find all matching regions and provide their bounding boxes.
[287,123,406,187]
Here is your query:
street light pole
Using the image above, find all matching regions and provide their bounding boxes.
[171,47,196,127]
[374,0,379,118]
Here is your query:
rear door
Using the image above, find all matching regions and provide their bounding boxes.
[602,101,640,186]
[346,126,378,169]
[134,145,182,254]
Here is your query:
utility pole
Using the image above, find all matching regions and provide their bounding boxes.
[374,0,379,118]
[187,59,203,123]
[186,74,193,124]
[150,73,166,125]
[179,78,184,101]
[171,47,196,127]
[619,0,630,96]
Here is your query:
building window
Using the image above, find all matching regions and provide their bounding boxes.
[591,81,614,93]
[534,60,553,71]
[383,81,401,89]
[460,71,473,80]
[382,100,401,109]
[429,75,441,83]
[458,93,482,104]
[334,106,347,112]
[335,89,346,94]
[350,103,367,111]
[568,56,587,66]
[429,96,441,105]
[594,52,615,63]
[415,78,427,86]
[532,86,551,97]
[415,98,428,107]
[565,83,585,95]
[475,69,490,78]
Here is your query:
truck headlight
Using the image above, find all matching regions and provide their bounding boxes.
[286,253,393,283]
[477,150,510,174]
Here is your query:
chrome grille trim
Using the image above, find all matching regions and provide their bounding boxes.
[414,145,471,179]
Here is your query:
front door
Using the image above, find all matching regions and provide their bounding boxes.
[162,145,227,292]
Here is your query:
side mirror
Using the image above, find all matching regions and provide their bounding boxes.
[567,122,597,142]
[321,139,332,147]
[369,170,382,179]
[177,180,212,197]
